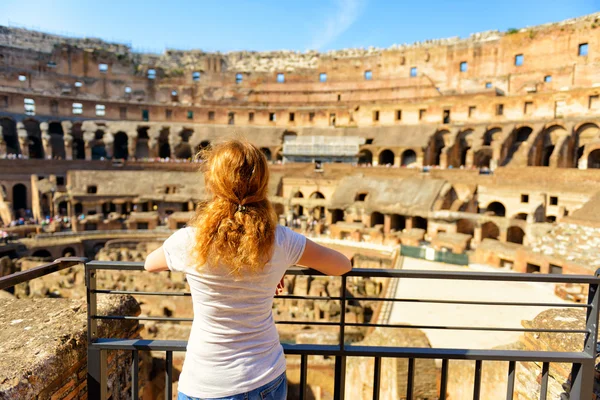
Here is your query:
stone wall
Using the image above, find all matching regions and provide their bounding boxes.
[0,294,148,399]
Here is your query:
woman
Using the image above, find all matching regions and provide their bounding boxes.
[145,139,352,400]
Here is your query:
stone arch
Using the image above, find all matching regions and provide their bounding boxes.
[260,147,272,161]
[485,201,506,217]
[507,226,525,244]
[481,222,500,240]
[370,211,384,227]
[1,117,19,155]
[158,128,171,158]
[310,191,325,200]
[358,149,373,165]
[413,216,428,230]
[355,192,368,202]
[588,149,600,169]
[62,247,77,257]
[529,125,565,167]
[12,183,27,213]
[502,126,533,166]
[457,218,475,236]
[175,143,192,159]
[378,149,395,166]
[23,118,44,159]
[91,130,107,160]
[451,129,473,167]
[57,201,68,216]
[292,191,303,216]
[136,127,150,159]
[401,149,417,166]
[180,129,194,143]
[113,131,129,160]
[483,127,502,146]
[429,130,449,166]
[48,122,66,159]
[575,123,600,167]
[513,213,528,220]
[473,151,492,168]
[71,123,85,160]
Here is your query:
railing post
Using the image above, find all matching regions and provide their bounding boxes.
[570,270,600,399]
[334,274,347,400]
[86,262,107,400]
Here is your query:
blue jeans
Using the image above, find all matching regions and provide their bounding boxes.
[177,371,287,400]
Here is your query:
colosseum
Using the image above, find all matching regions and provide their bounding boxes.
[2,11,600,400]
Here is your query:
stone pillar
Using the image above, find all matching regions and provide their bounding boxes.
[148,127,160,158]
[416,149,425,168]
[103,133,114,159]
[62,121,73,160]
[40,122,52,159]
[439,150,449,169]
[127,132,138,159]
[473,225,482,246]
[465,149,474,168]
[491,145,501,170]
[500,227,508,243]
[405,217,413,230]
[17,122,29,158]
[83,131,95,160]
[383,214,392,234]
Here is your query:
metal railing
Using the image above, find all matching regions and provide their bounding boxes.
[0,259,598,399]
[84,260,600,400]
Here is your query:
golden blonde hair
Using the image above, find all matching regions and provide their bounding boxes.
[190,139,277,275]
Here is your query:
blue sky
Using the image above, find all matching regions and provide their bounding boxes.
[0,0,598,53]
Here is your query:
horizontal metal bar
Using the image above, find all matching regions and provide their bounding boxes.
[275,320,341,326]
[344,322,589,334]
[349,297,591,308]
[0,257,87,290]
[93,289,191,297]
[85,261,600,284]
[94,315,193,322]
[91,339,593,363]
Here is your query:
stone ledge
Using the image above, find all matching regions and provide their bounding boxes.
[0,294,140,399]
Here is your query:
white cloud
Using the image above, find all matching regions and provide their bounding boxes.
[309,0,366,50]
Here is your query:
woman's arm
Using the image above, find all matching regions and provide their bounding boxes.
[144,245,169,272]
[296,239,352,276]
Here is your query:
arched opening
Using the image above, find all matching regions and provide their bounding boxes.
[513,213,528,221]
[180,129,193,143]
[370,212,384,227]
[331,209,345,224]
[390,214,406,231]
[310,192,325,219]
[48,122,65,159]
[474,150,492,168]
[575,123,600,167]
[358,149,373,165]
[40,194,51,217]
[74,203,83,215]
[541,145,555,167]
[113,132,129,160]
[483,128,501,146]
[91,131,107,160]
[457,219,475,236]
[378,149,395,166]
[310,192,325,200]
[413,217,428,231]
[23,119,44,159]
[503,126,533,166]
[71,124,85,160]
[0,118,19,155]
[588,149,600,169]
[102,202,117,216]
[355,192,368,202]
[136,128,150,159]
[452,130,473,167]
[486,201,506,217]
[481,222,500,240]
[57,201,68,216]
[62,247,76,257]
[175,143,192,159]
[546,215,557,223]
[293,191,304,216]
[507,226,525,244]
[158,128,171,158]
[516,127,533,143]
[31,249,52,259]
[401,150,417,166]
[430,131,448,166]
[260,147,272,161]
[12,183,27,213]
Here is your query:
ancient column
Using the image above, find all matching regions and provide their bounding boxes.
[383,214,392,235]
[439,149,449,169]
[103,132,114,159]
[62,121,73,160]
[40,122,52,159]
[465,149,474,168]
[147,126,161,158]
[127,131,138,159]
[17,122,29,158]
[83,130,95,160]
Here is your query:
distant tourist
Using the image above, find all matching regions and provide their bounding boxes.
[144,139,351,400]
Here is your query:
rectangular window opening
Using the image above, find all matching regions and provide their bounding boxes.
[521,194,529,203]
[319,73,327,83]
[98,63,108,73]
[187,110,194,120]
[142,109,149,121]
[329,113,336,126]
[460,61,468,72]
[410,67,417,78]
[289,112,295,122]
[249,112,255,122]
[124,86,132,94]
[485,82,492,89]
[443,109,451,124]
[396,110,402,121]
[228,112,235,125]
[269,112,276,122]
[147,69,156,79]
[550,196,558,206]
[24,98,35,116]
[192,71,201,81]
[208,111,215,121]
[18,74,27,82]
[72,102,83,115]
[589,95,599,110]
[365,138,374,145]
[526,263,541,274]
[544,75,552,83]
[579,43,588,57]
[236,73,243,84]
[524,101,533,115]
[166,109,173,120]
[468,106,476,118]
[95,104,106,116]
[549,264,563,274]
[364,70,372,80]
[373,110,379,122]
[419,109,426,120]
[74,81,83,88]
[1,95,8,108]
[496,104,504,116]
[514,54,524,66]
[276,73,285,83]
[309,112,315,122]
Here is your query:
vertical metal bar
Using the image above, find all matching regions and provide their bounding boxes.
[87,348,107,400]
[299,354,308,400]
[539,362,549,400]
[334,274,347,400]
[131,351,139,400]
[506,361,516,400]
[165,351,173,400]
[373,357,381,400]
[571,275,600,399]
[473,360,482,400]
[86,265,98,345]
[406,358,415,400]
[439,359,449,400]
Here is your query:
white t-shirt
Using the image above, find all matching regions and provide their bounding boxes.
[162,225,306,398]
